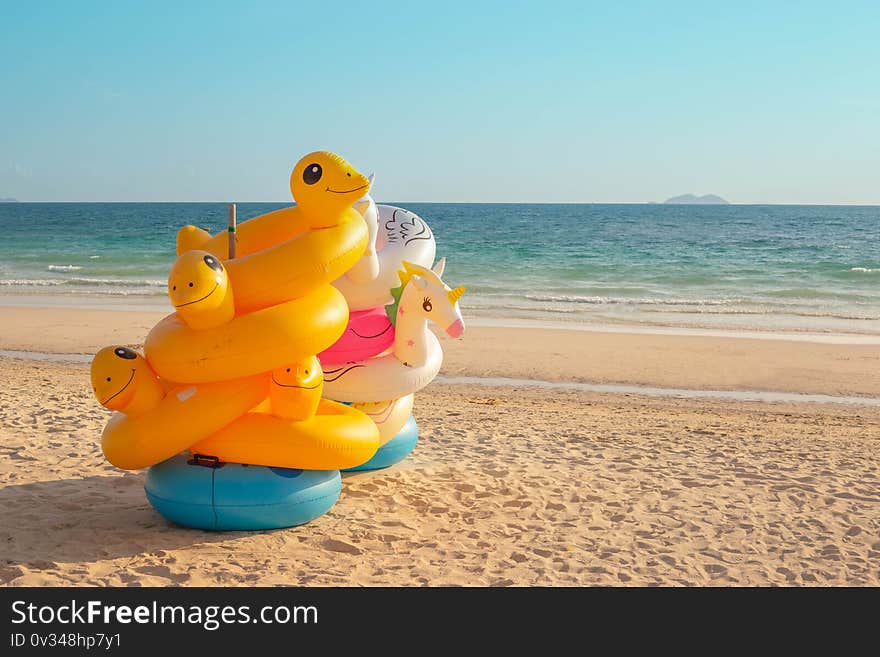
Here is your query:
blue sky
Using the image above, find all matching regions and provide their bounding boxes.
[1,1,878,203]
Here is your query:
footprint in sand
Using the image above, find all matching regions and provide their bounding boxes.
[322,539,362,555]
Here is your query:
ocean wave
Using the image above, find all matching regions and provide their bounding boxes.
[467,300,879,322]
[47,264,83,272]
[523,294,741,307]
[466,302,581,314]
[760,288,871,301]
[0,279,65,287]
[641,306,880,321]
[67,277,165,287]
[466,292,880,321]
[850,267,880,273]
[0,277,165,289]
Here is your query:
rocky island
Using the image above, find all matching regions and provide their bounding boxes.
[663,194,729,205]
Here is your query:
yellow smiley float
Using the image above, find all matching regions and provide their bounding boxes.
[269,356,324,421]
[91,346,269,471]
[167,250,234,330]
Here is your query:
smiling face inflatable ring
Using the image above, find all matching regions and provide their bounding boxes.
[168,250,234,330]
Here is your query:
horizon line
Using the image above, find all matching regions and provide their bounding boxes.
[3,200,880,207]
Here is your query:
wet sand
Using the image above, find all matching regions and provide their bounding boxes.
[3,304,880,397]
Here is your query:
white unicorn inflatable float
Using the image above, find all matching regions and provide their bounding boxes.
[322,258,466,403]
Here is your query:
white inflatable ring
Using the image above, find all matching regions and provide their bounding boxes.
[322,330,443,403]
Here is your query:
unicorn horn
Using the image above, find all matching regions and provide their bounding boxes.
[447,285,467,304]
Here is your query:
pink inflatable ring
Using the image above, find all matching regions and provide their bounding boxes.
[318,306,394,366]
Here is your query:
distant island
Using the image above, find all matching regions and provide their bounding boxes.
[663,194,729,205]
[0,197,19,203]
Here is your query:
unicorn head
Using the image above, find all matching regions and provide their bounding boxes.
[387,257,465,366]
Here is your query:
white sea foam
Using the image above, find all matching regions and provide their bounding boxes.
[524,294,739,307]
[89,255,100,259]
[47,264,83,272]
[850,267,879,273]
[0,277,165,290]
[66,277,165,287]
[0,279,65,286]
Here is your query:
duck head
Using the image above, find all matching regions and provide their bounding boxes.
[269,355,323,421]
[90,346,164,416]
[290,151,371,228]
[168,250,234,330]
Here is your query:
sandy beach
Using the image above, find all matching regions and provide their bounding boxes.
[1,301,879,586]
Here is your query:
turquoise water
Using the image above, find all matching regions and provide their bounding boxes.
[0,203,878,334]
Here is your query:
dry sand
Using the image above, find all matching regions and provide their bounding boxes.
[1,303,879,586]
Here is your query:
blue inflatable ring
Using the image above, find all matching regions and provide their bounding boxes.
[145,453,341,530]
[344,415,418,472]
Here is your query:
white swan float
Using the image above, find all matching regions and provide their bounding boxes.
[332,194,436,312]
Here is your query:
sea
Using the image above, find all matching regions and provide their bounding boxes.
[1,202,878,336]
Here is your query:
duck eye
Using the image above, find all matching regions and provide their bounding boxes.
[286,368,291,373]
[172,285,176,291]
[304,370,309,375]
[303,163,322,185]
[422,298,432,312]
[106,377,111,382]
[203,254,223,272]
[114,347,136,359]
[188,282,194,287]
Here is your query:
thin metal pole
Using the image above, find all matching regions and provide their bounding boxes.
[227,203,237,259]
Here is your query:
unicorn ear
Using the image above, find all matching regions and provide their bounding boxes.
[402,260,433,280]
[432,257,446,277]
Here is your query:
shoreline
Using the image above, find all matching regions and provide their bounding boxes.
[2,292,879,345]
[3,302,879,399]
